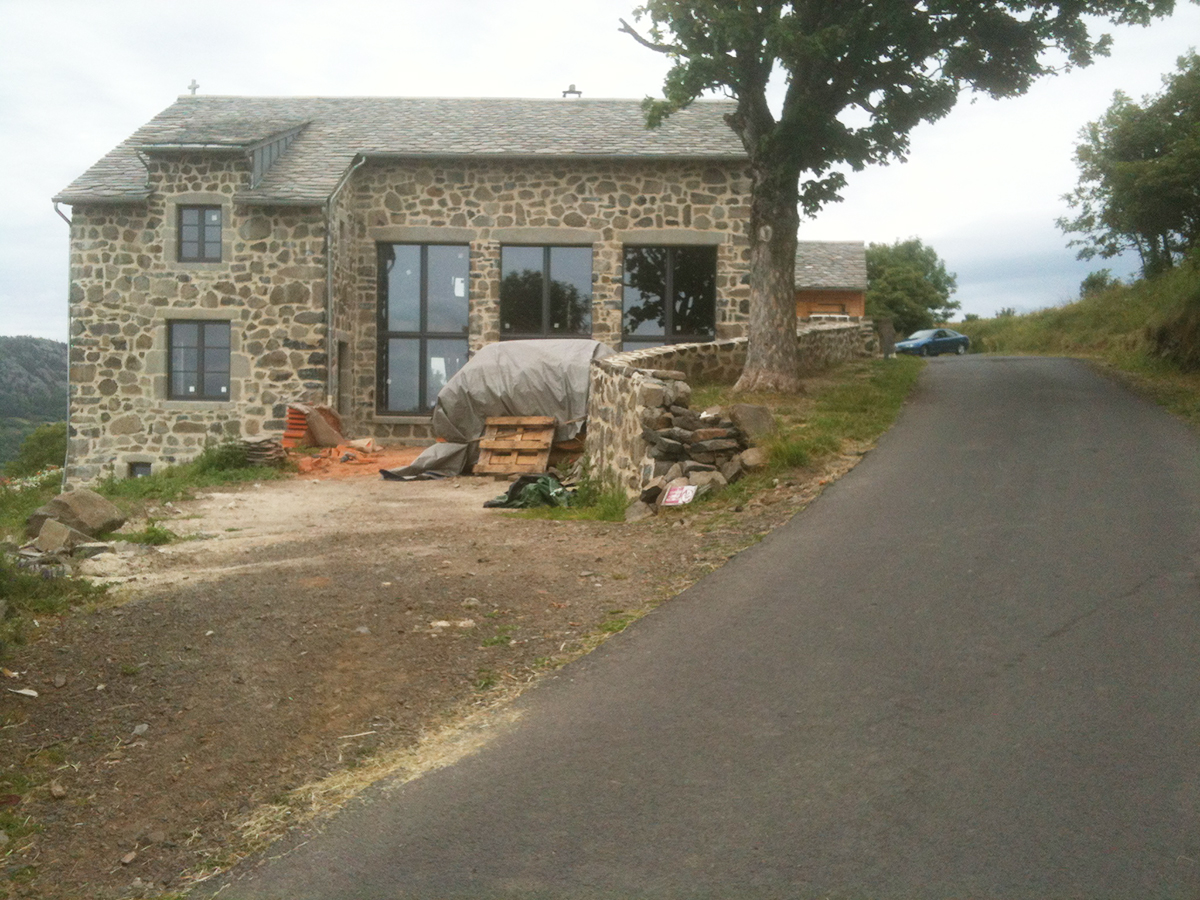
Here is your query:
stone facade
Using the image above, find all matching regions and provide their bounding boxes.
[54,96,767,484]
[585,322,878,496]
[337,157,752,442]
[65,155,330,483]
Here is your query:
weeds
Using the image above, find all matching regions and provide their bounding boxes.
[0,554,107,656]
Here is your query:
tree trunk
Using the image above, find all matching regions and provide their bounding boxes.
[734,171,802,394]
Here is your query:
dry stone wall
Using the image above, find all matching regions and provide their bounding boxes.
[66,155,329,483]
[586,322,877,496]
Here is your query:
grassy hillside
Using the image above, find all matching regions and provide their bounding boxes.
[0,335,68,466]
[957,261,1200,425]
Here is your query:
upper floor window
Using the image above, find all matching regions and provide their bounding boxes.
[178,205,222,262]
[622,246,717,348]
[168,320,230,400]
[500,246,592,339]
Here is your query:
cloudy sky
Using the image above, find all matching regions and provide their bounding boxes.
[2,0,1198,341]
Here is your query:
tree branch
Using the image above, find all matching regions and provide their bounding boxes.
[618,18,674,55]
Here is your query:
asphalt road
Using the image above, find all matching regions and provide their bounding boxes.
[216,357,1200,899]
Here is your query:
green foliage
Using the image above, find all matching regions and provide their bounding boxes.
[98,444,285,505]
[191,440,250,473]
[1080,269,1122,297]
[520,461,628,522]
[865,238,960,335]
[1058,52,1200,276]
[114,520,179,545]
[0,473,60,542]
[623,1,1165,387]
[996,307,1018,318]
[957,262,1200,364]
[0,552,107,657]
[4,422,67,479]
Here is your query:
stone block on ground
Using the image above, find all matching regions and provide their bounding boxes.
[33,519,93,554]
[729,403,778,440]
[27,488,126,539]
[625,500,657,522]
[640,477,667,504]
[721,457,745,483]
[740,446,769,470]
[689,470,728,490]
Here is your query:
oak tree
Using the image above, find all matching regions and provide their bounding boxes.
[865,238,959,336]
[622,0,1178,392]
[1058,52,1200,277]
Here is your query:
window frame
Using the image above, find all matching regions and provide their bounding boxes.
[499,245,593,340]
[621,245,717,348]
[177,204,223,263]
[167,319,231,401]
[376,243,470,415]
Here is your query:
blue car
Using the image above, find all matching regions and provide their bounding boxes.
[895,328,970,357]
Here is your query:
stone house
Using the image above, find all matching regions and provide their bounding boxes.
[53,95,754,483]
[794,241,868,319]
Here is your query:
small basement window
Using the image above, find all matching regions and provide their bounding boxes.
[128,462,152,479]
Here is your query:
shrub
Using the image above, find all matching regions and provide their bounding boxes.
[4,422,66,479]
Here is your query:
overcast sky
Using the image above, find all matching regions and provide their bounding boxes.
[2,0,1198,342]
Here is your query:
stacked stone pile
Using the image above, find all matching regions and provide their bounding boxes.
[21,488,127,560]
[628,372,775,518]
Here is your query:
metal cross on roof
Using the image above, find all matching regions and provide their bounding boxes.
[188,80,199,96]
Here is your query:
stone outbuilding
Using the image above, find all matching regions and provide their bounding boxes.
[794,241,868,319]
[53,95,757,483]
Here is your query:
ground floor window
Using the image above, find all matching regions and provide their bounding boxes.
[500,246,592,338]
[378,243,469,413]
[168,320,230,400]
[622,246,717,348]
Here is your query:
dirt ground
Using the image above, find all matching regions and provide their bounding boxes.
[0,445,867,899]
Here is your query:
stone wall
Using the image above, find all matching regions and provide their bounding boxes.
[585,322,877,495]
[65,155,330,483]
[337,157,753,442]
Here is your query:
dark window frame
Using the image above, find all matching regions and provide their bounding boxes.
[377,243,470,415]
[167,319,231,401]
[177,204,222,262]
[621,245,717,347]
[499,245,593,340]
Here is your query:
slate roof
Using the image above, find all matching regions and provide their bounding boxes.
[794,241,868,291]
[55,96,745,206]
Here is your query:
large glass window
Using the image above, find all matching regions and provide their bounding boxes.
[178,206,222,262]
[500,246,592,338]
[378,244,469,413]
[168,320,230,400]
[622,246,717,348]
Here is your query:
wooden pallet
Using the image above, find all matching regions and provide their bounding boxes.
[475,416,556,475]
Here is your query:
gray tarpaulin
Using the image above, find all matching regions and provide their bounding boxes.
[381,339,613,480]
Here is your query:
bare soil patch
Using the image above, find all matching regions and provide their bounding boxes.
[0,444,867,899]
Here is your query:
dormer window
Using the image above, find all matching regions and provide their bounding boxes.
[178,205,222,262]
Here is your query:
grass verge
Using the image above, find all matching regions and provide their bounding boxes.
[957,262,1200,428]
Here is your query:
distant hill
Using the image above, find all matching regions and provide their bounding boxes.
[0,336,68,466]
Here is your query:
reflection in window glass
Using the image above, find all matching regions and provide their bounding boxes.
[379,245,470,413]
[385,245,421,332]
[672,247,716,339]
[500,247,544,335]
[622,246,716,346]
[425,339,469,409]
[169,320,230,400]
[500,246,591,337]
[386,338,420,414]
[549,247,591,334]
[426,245,470,333]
